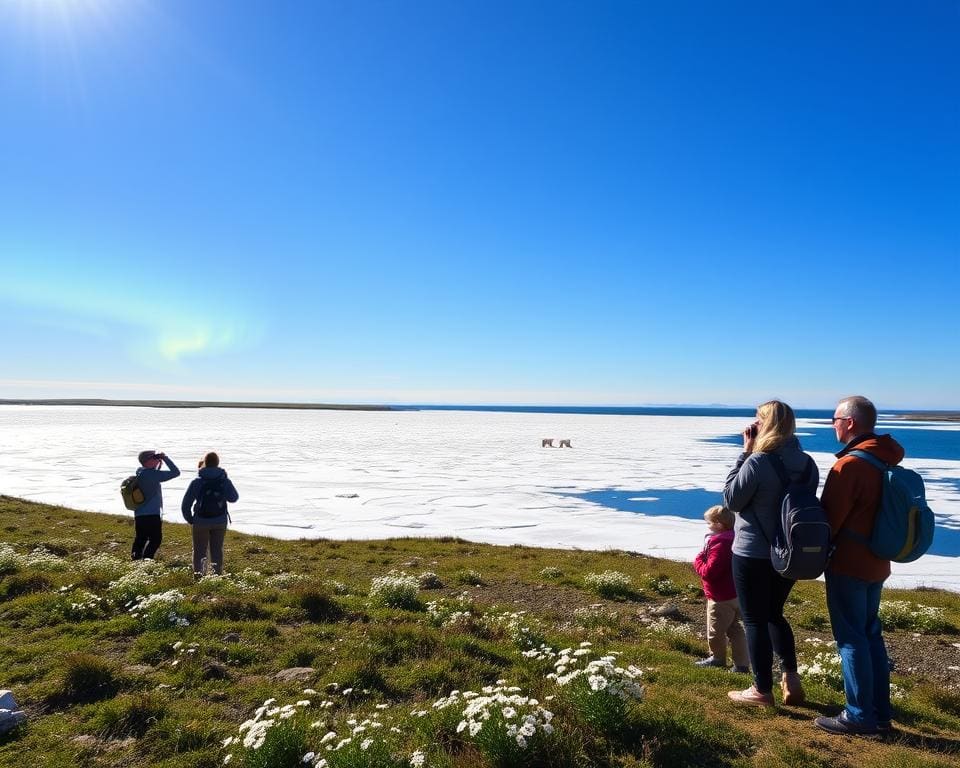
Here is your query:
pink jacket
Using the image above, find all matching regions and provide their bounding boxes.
[693,529,737,602]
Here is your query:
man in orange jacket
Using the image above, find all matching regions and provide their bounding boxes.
[815,395,903,735]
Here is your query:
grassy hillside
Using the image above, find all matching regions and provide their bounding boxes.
[1,495,959,768]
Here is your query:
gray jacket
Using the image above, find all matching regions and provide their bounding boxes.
[722,436,819,559]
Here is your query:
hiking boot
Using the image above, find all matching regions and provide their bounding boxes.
[728,686,775,707]
[732,665,751,674]
[877,720,893,733]
[814,711,878,735]
[695,656,726,668]
[781,671,805,705]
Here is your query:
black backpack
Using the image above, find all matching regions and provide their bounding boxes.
[195,478,227,519]
[757,454,833,580]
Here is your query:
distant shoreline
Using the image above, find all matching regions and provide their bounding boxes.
[0,398,392,411]
[893,412,960,422]
[2,399,959,421]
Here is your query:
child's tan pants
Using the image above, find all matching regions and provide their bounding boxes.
[707,597,750,668]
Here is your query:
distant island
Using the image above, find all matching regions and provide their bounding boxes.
[0,398,392,411]
[893,411,960,422]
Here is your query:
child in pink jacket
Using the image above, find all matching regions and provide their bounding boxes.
[693,505,750,672]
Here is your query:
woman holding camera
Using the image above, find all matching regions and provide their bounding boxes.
[722,400,817,707]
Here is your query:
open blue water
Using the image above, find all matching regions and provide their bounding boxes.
[704,423,960,462]
[558,487,960,559]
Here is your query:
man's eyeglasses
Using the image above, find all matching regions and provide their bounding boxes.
[831,416,850,424]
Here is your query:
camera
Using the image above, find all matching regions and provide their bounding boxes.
[747,424,758,439]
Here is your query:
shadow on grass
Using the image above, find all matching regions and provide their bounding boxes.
[630,700,753,768]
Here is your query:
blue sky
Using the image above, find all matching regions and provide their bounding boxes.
[1,1,957,408]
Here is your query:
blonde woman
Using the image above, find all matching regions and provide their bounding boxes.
[722,400,818,707]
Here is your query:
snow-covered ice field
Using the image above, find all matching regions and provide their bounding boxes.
[1,405,958,590]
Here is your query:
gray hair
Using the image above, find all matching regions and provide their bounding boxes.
[837,395,877,431]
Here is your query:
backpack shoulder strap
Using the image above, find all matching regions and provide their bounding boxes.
[747,453,786,547]
[848,449,888,471]
[840,450,887,546]
[767,452,791,488]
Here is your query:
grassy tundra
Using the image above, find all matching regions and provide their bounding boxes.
[1,495,959,768]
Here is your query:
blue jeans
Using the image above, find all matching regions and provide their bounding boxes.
[732,555,798,693]
[824,571,891,727]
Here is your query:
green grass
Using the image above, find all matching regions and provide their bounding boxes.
[1,495,960,768]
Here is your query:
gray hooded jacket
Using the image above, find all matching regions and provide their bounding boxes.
[723,436,819,559]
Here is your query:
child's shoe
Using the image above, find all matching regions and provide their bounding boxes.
[781,671,805,705]
[695,656,726,668]
[731,664,750,674]
[728,686,775,707]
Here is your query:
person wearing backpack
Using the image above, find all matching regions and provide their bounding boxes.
[131,450,181,560]
[814,396,904,736]
[181,452,239,577]
[722,400,817,707]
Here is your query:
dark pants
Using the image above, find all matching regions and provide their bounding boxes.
[732,554,798,693]
[132,515,162,559]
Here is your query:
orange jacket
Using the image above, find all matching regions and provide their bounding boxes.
[821,434,904,583]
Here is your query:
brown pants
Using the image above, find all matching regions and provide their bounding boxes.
[707,597,750,668]
[191,524,226,575]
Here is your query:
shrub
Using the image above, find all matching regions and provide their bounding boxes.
[108,560,165,604]
[23,547,67,571]
[433,683,558,766]
[128,589,191,629]
[203,596,268,621]
[417,571,443,589]
[237,718,312,768]
[480,609,547,650]
[62,588,106,621]
[60,653,121,703]
[797,650,844,692]
[92,693,168,738]
[0,542,22,575]
[0,572,53,599]
[543,644,644,736]
[290,585,343,622]
[879,600,954,633]
[75,551,128,588]
[539,566,563,578]
[573,605,621,631]
[369,571,420,610]
[584,571,633,599]
[454,569,484,586]
[426,594,474,629]
[641,574,682,596]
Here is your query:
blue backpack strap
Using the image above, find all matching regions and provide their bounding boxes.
[848,449,887,471]
[839,450,886,545]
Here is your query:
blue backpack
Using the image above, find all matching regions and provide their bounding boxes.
[760,454,833,580]
[846,450,934,563]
